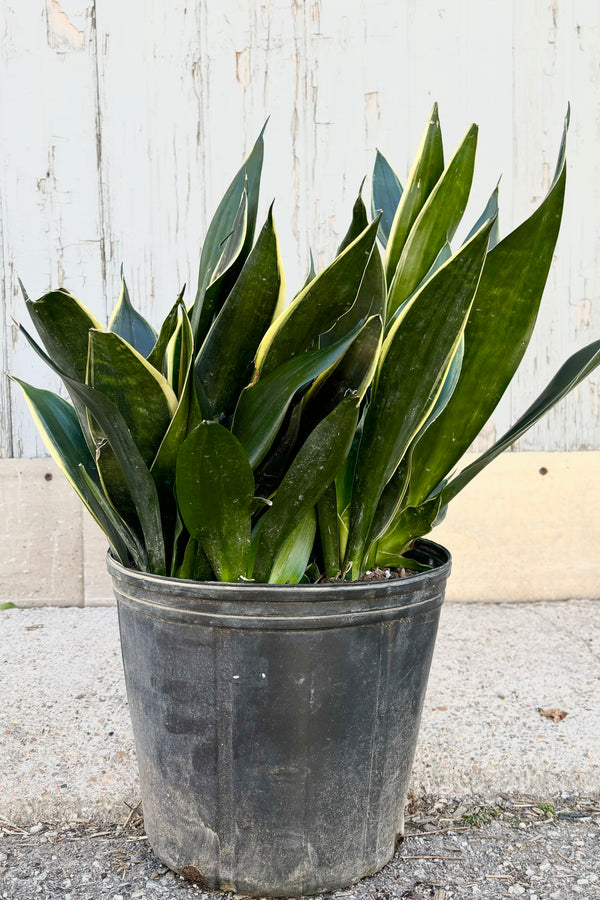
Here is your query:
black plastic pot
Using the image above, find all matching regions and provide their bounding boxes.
[108,538,451,897]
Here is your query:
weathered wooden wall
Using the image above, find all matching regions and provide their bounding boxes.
[1,0,599,458]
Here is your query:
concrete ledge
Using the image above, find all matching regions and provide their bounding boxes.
[435,451,600,602]
[0,452,599,606]
[0,459,84,607]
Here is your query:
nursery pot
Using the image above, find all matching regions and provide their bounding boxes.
[108,538,451,897]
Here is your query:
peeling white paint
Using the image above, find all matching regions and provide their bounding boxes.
[590,382,599,419]
[46,0,85,52]
[57,256,65,288]
[573,297,592,331]
[235,48,251,89]
[541,161,551,193]
[365,91,380,147]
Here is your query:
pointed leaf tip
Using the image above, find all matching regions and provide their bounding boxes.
[108,274,157,357]
[18,278,30,302]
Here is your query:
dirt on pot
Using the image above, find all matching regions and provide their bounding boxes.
[358,567,418,582]
[314,566,418,584]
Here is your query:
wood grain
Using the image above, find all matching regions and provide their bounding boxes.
[1,0,598,457]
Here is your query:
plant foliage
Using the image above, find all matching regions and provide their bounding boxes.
[11,105,600,583]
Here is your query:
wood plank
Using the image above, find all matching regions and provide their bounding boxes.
[512,0,600,450]
[0,1,103,457]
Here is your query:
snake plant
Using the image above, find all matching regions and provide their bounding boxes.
[11,106,600,583]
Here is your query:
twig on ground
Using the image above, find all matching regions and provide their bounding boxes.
[404,826,471,836]
[555,849,577,865]
[0,819,28,835]
[122,800,142,829]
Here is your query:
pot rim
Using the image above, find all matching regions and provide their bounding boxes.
[107,539,451,629]
[107,537,450,596]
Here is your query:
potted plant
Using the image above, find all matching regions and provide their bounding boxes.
[10,105,600,896]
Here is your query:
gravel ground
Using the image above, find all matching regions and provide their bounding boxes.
[1,796,599,900]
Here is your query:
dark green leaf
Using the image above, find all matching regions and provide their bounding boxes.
[377,553,432,573]
[404,113,568,509]
[345,218,493,576]
[335,417,363,520]
[418,336,464,434]
[366,454,411,549]
[232,324,363,469]
[387,123,478,319]
[87,330,177,523]
[18,278,31,302]
[191,123,265,343]
[25,290,102,453]
[463,182,500,250]
[371,149,403,247]
[302,315,383,435]
[151,305,197,481]
[17,323,166,574]
[301,562,321,584]
[267,509,317,584]
[176,423,254,581]
[384,102,444,283]
[77,463,148,569]
[172,537,214,581]
[170,510,190,577]
[385,241,453,336]
[317,482,340,578]
[254,218,380,377]
[151,305,201,558]
[252,394,360,582]
[300,250,316,292]
[108,269,157,357]
[147,288,185,374]
[195,205,284,420]
[26,290,102,382]
[337,183,369,255]
[320,241,385,347]
[375,496,442,565]
[88,330,177,462]
[192,190,248,347]
[251,399,306,501]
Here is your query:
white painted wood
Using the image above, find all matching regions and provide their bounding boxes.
[0,1,103,458]
[1,0,599,457]
[511,0,600,451]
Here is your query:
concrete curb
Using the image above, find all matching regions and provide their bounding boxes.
[1,602,598,825]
